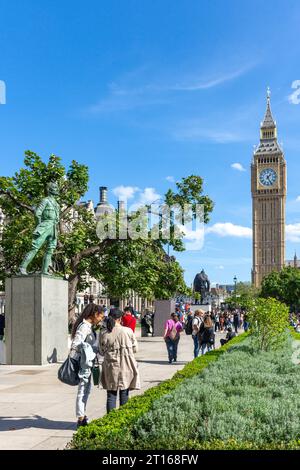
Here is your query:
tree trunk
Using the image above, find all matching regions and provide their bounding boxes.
[68,274,79,326]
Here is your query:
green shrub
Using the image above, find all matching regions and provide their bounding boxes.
[69,333,248,450]
[248,297,289,351]
[130,334,300,449]
[184,439,300,450]
[289,327,300,341]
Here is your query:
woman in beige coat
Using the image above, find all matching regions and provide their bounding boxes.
[99,308,140,413]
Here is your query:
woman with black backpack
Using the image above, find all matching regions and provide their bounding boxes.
[199,314,215,355]
[191,310,204,358]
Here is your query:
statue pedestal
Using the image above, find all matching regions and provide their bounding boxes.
[5,275,68,365]
[153,299,176,336]
[192,304,211,313]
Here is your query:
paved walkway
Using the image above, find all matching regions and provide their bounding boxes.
[0,329,229,450]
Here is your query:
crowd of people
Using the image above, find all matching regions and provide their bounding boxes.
[163,305,248,363]
[289,313,300,332]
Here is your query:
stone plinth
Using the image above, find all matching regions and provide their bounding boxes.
[153,299,176,336]
[192,304,211,313]
[5,275,68,365]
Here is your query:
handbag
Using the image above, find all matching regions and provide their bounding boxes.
[58,356,80,386]
[169,326,178,341]
[92,364,101,386]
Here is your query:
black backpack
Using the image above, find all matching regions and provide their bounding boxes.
[185,315,194,335]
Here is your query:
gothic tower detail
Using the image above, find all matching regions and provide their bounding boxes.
[251,89,286,287]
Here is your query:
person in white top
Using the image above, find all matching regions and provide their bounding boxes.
[70,303,105,428]
[192,310,204,358]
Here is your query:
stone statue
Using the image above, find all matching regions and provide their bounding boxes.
[193,269,210,304]
[18,181,60,275]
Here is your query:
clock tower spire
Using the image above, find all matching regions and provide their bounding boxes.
[260,87,277,140]
[251,89,286,287]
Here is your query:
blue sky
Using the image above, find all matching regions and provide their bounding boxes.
[1,0,300,286]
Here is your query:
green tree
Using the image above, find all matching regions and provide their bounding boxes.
[247,297,289,351]
[226,282,260,310]
[0,152,214,322]
[261,267,300,311]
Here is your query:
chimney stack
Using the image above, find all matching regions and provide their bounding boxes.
[99,186,108,204]
[118,200,125,212]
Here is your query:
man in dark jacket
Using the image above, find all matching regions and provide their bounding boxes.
[220,326,236,346]
[233,310,240,333]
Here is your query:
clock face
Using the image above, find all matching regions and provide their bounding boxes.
[259,168,277,187]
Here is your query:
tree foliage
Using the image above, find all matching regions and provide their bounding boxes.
[226,282,260,310]
[261,266,300,311]
[0,152,214,321]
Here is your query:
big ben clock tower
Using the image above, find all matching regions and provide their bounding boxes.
[251,89,286,287]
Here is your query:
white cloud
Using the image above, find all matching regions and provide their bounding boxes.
[174,126,242,143]
[178,225,205,251]
[296,196,300,202]
[113,185,139,201]
[110,64,256,95]
[217,265,225,270]
[0,80,6,105]
[231,163,246,172]
[129,187,162,211]
[86,62,257,114]
[139,187,162,205]
[169,65,255,91]
[88,95,167,113]
[288,80,300,105]
[203,221,300,243]
[166,176,175,183]
[207,223,252,238]
[286,223,300,242]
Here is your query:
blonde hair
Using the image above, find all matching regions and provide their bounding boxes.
[203,314,213,328]
[195,309,205,316]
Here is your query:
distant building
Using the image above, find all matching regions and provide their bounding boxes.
[217,284,235,294]
[95,186,114,218]
[210,284,229,307]
[285,253,300,269]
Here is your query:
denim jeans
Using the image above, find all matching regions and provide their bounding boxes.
[243,321,249,332]
[192,334,200,358]
[165,337,180,363]
[200,342,212,355]
[76,376,92,418]
[107,389,129,413]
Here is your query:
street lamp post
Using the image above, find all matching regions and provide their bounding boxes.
[233,276,237,309]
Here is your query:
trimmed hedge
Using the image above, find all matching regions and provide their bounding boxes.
[131,334,300,449]
[184,439,300,450]
[289,327,300,341]
[69,332,248,450]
